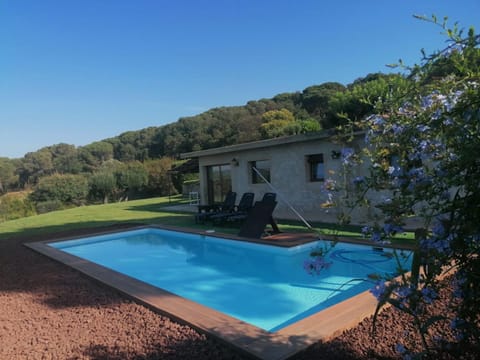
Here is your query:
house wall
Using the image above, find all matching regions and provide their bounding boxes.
[197,137,385,225]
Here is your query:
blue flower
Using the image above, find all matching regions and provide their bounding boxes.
[420,236,451,255]
[452,276,465,299]
[371,232,382,243]
[353,176,365,185]
[361,226,371,235]
[420,286,438,304]
[439,190,450,201]
[370,280,387,300]
[395,343,406,354]
[443,117,454,126]
[407,167,424,178]
[432,221,445,238]
[441,43,466,58]
[406,167,432,191]
[421,94,435,109]
[341,147,355,165]
[451,317,465,330]
[407,151,422,162]
[383,223,404,236]
[368,115,385,127]
[418,140,430,152]
[396,285,413,298]
[432,108,443,120]
[391,124,404,135]
[416,125,430,133]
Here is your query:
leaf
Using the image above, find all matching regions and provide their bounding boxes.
[413,14,427,21]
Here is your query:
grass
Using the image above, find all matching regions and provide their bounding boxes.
[0,195,415,245]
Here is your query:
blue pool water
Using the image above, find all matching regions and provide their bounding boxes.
[50,228,412,332]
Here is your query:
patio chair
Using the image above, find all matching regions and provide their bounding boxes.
[238,194,280,239]
[210,192,255,224]
[194,191,237,224]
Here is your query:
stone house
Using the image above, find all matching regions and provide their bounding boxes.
[181,131,379,225]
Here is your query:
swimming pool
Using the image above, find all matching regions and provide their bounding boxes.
[48,227,412,332]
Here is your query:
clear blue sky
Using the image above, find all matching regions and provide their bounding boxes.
[1,0,479,158]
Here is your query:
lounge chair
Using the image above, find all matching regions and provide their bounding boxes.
[227,192,276,223]
[238,193,280,238]
[260,192,277,203]
[194,191,237,224]
[210,192,255,224]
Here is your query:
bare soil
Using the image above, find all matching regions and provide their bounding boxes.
[0,224,473,359]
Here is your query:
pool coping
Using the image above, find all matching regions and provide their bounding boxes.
[26,224,405,360]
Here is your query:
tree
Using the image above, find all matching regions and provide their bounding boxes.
[143,157,176,197]
[259,108,322,138]
[116,161,148,201]
[79,141,114,171]
[89,169,117,204]
[259,108,296,138]
[115,143,137,162]
[17,148,54,186]
[301,82,346,123]
[0,157,17,193]
[88,160,148,203]
[49,143,82,174]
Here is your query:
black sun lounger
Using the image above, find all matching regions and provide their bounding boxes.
[195,191,237,224]
[210,192,255,224]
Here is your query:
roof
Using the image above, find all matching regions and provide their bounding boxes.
[181,130,340,159]
[170,158,199,173]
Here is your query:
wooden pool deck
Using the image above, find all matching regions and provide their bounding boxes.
[26,225,383,360]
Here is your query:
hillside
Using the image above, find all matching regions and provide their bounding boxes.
[100,81,347,161]
[99,74,398,161]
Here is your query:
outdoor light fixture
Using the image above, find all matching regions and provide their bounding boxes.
[331,150,341,159]
[231,158,239,166]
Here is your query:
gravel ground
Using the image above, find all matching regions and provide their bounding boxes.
[0,224,474,359]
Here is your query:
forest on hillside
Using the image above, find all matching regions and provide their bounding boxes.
[1,47,474,222]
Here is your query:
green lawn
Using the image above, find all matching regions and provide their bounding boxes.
[0,195,415,245]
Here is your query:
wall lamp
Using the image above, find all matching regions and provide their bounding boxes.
[231,158,239,166]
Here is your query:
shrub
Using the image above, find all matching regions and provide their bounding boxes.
[35,200,64,214]
[0,192,36,222]
[30,173,89,206]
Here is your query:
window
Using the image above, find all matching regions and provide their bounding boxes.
[307,154,324,182]
[250,160,270,184]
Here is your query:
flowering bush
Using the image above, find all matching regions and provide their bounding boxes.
[357,17,480,357]
[307,16,480,357]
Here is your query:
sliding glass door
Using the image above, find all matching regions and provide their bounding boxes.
[206,164,232,204]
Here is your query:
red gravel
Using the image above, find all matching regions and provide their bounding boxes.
[0,224,473,359]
